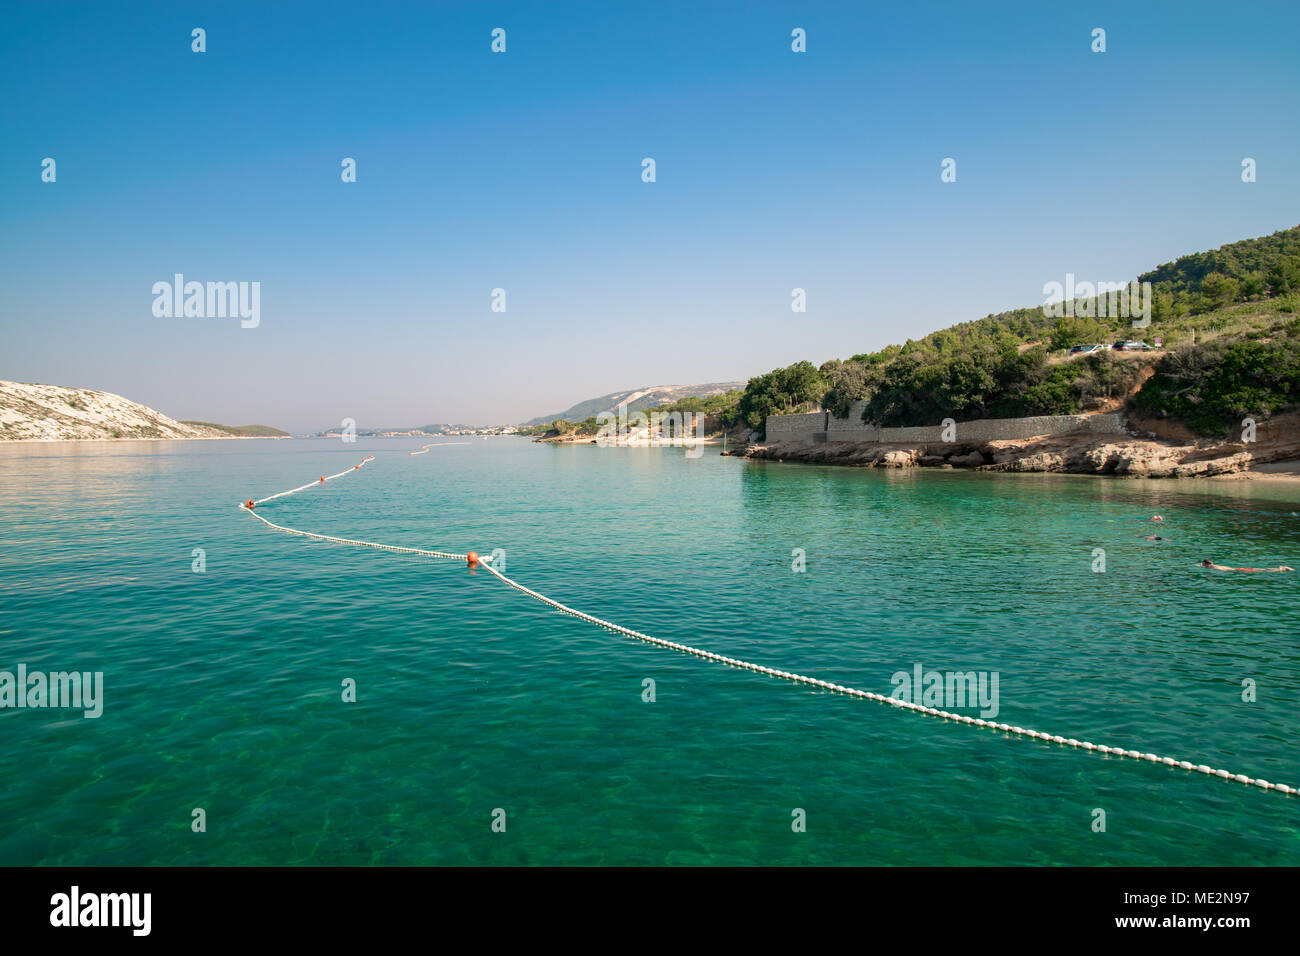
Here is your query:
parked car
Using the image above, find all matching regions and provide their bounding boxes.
[1069,343,1110,357]
[1113,340,1155,351]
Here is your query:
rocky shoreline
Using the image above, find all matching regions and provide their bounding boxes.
[732,414,1300,479]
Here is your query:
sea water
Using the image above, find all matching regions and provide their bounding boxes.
[0,438,1297,865]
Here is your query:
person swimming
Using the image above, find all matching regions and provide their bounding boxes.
[1199,559,1294,573]
[1150,515,1164,522]
[1140,534,1165,541]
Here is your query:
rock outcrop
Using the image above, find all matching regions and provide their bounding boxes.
[734,413,1300,479]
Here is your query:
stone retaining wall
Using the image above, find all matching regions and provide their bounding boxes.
[767,402,1126,443]
[764,411,826,441]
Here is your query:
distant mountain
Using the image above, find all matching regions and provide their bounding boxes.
[522,382,747,426]
[0,380,285,441]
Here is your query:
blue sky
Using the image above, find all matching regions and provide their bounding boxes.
[2,0,1298,430]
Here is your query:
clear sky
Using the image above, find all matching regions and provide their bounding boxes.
[2,1,1298,431]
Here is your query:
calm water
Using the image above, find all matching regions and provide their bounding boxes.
[1,438,1297,866]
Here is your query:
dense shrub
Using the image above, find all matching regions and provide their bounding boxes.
[737,361,824,430]
[1129,322,1300,435]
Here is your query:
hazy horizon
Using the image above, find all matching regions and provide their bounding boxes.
[3,1,1298,433]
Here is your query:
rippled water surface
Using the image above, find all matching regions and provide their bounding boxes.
[1,438,1297,865]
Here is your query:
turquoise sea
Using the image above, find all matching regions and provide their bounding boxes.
[1,438,1297,866]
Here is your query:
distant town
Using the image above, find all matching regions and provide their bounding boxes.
[312,425,521,439]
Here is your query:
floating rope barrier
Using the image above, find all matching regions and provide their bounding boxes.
[243,506,469,561]
[240,455,466,557]
[410,442,473,456]
[246,456,375,506]
[239,457,1297,798]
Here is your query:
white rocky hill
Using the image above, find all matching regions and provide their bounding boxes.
[0,380,266,441]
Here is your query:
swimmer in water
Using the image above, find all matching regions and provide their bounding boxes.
[1150,515,1164,522]
[1199,559,1294,573]
[1139,534,1165,541]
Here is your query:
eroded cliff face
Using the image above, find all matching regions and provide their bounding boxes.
[0,380,226,441]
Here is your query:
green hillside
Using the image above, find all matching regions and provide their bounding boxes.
[738,225,1300,438]
[183,421,290,437]
[1142,226,1300,317]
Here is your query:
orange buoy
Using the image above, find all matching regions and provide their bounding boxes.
[466,551,479,568]
[320,476,325,483]
[355,464,360,469]
[245,499,255,509]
